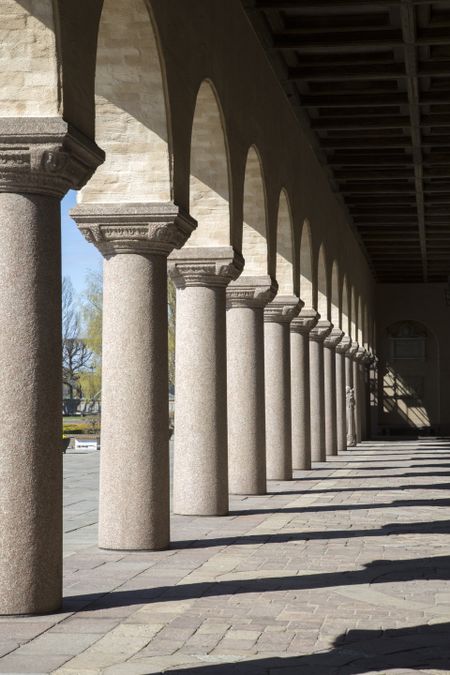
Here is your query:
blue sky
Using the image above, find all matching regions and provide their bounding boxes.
[61,191,102,297]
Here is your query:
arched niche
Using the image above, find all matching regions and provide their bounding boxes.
[80,0,171,204]
[275,190,295,294]
[316,244,328,319]
[299,220,313,307]
[330,260,340,328]
[382,320,439,432]
[241,147,268,276]
[188,80,230,246]
[342,276,350,337]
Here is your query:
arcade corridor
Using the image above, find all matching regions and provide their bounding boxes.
[1,440,450,673]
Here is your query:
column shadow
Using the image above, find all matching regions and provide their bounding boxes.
[170,517,450,549]
[65,554,450,612]
[162,621,450,674]
[229,496,450,517]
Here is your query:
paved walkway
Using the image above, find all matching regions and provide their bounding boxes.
[2,440,450,674]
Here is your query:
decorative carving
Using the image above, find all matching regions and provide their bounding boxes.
[336,334,352,355]
[290,307,319,334]
[41,148,69,173]
[354,347,367,363]
[0,117,104,197]
[346,341,360,359]
[346,386,357,447]
[310,320,333,343]
[324,328,344,349]
[72,203,197,258]
[226,275,278,309]
[264,295,303,323]
[168,247,244,288]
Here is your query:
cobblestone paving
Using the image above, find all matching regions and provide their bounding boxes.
[2,440,450,674]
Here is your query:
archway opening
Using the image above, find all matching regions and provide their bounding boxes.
[188,80,230,246]
[242,147,268,276]
[276,190,294,294]
[80,0,171,204]
[299,221,313,307]
[331,260,339,329]
[317,244,328,320]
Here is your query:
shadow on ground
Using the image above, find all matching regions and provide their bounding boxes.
[162,622,450,674]
[66,554,450,613]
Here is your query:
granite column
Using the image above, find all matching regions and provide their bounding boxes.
[264,296,302,480]
[323,329,344,457]
[290,309,319,471]
[169,247,243,515]
[73,204,195,549]
[226,276,277,495]
[309,320,333,462]
[335,335,351,452]
[0,119,103,614]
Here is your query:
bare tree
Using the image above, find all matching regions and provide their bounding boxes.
[62,277,92,405]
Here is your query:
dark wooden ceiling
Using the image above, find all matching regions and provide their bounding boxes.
[243,0,450,282]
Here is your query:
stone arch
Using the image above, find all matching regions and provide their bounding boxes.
[342,276,350,336]
[350,286,358,342]
[299,220,313,307]
[364,302,370,350]
[241,146,268,276]
[358,296,364,345]
[316,244,328,319]
[275,190,295,294]
[80,0,171,203]
[188,80,231,246]
[330,259,340,328]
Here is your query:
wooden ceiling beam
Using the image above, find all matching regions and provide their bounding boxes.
[312,116,411,130]
[302,92,408,107]
[288,63,405,81]
[272,29,402,51]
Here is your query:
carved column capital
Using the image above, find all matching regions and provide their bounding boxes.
[290,307,319,334]
[324,328,344,350]
[336,334,352,355]
[264,295,303,324]
[226,275,278,309]
[71,202,196,258]
[346,340,360,359]
[309,319,333,343]
[0,117,104,197]
[168,246,244,288]
[354,347,367,363]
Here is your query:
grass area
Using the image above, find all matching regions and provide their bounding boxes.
[63,416,100,436]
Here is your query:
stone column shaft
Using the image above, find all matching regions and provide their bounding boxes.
[74,204,195,550]
[169,247,243,515]
[353,348,366,444]
[227,276,277,495]
[335,335,351,452]
[0,118,103,614]
[309,320,333,463]
[345,341,359,447]
[264,296,302,480]
[324,329,344,457]
[290,309,319,471]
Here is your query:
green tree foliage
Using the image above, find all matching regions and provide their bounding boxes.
[62,277,92,401]
[79,269,103,400]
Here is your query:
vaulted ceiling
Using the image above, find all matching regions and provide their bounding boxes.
[243,0,450,282]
